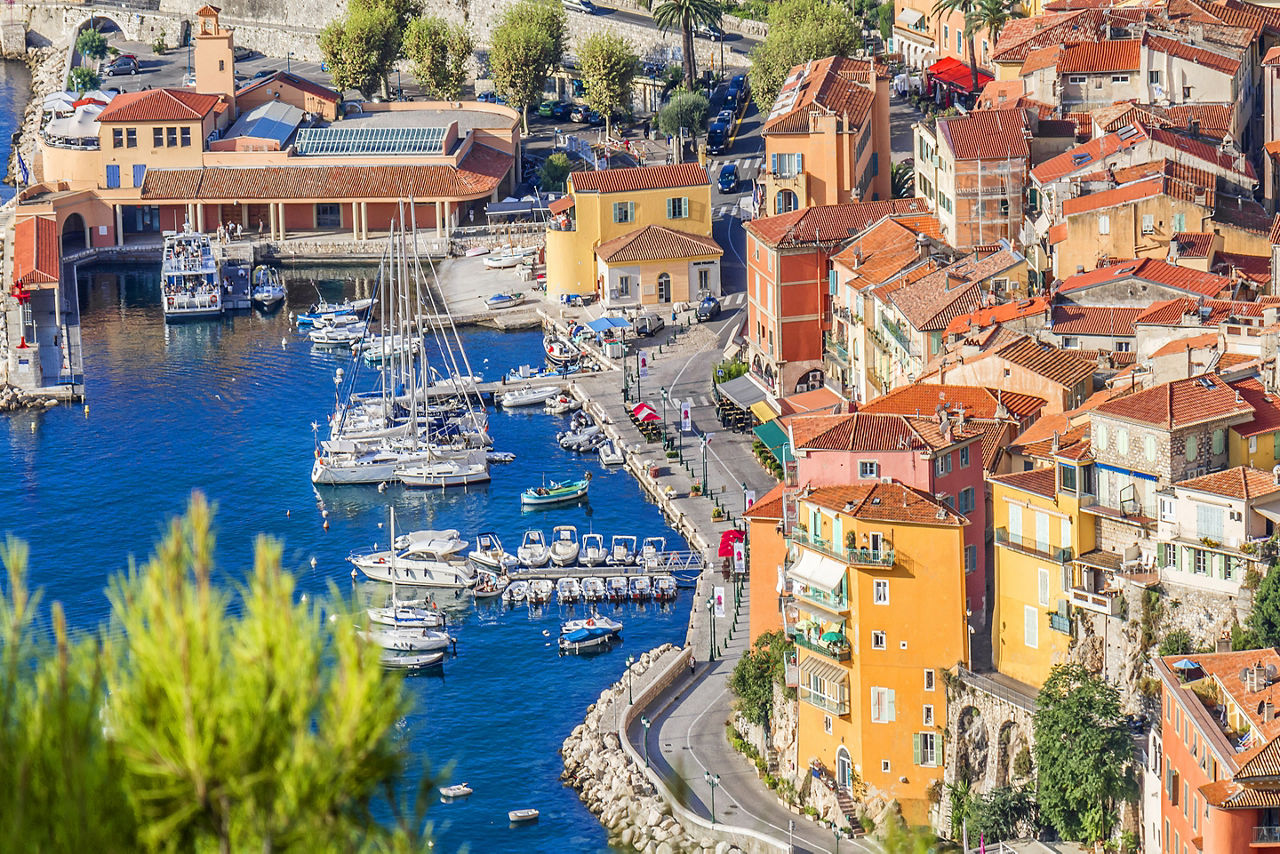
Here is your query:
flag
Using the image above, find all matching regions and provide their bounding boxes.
[16,150,28,186]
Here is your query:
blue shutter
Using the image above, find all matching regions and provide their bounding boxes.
[133,163,146,188]
[105,164,120,189]
[770,153,778,175]
[795,152,804,173]
[871,151,879,176]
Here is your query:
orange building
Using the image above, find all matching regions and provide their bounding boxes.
[744,484,789,641]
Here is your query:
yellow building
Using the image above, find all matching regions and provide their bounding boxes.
[784,482,968,822]
[545,162,719,303]
[1229,377,1280,470]
[988,435,1095,688]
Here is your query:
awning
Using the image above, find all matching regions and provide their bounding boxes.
[485,200,536,217]
[896,8,924,27]
[585,316,632,333]
[928,57,993,92]
[753,419,794,464]
[549,195,575,215]
[717,375,768,410]
[799,654,848,686]
[1256,506,1280,525]
[787,548,846,594]
[750,400,778,422]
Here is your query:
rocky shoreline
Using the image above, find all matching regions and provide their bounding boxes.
[0,383,63,411]
[561,644,745,854]
[6,44,61,187]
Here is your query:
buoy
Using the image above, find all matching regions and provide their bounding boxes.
[377,521,384,529]
[286,510,291,517]
[351,568,358,579]
[323,520,329,531]
[322,509,329,519]
[300,593,308,602]
[83,405,89,417]
[30,423,35,432]
[281,337,287,348]
[310,557,317,569]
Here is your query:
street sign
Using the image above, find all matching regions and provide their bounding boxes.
[681,399,692,431]
[733,541,745,572]
[713,586,726,618]
[717,368,725,378]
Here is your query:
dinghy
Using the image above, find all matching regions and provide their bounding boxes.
[517,530,551,567]
[550,525,581,566]
[520,476,589,507]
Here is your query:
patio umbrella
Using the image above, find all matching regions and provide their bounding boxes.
[1172,658,1199,670]
[631,402,657,420]
[718,528,745,557]
[820,631,845,643]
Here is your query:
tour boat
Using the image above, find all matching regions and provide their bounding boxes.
[469,531,518,572]
[581,576,606,602]
[527,578,554,604]
[508,808,539,823]
[499,385,561,408]
[606,535,638,566]
[520,476,590,507]
[517,530,551,567]
[502,579,529,603]
[440,783,473,799]
[379,651,445,672]
[549,525,580,566]
[580,534,607,567]
[361,627,454,652]
[484,292,524,310]
[606,576,629,602]
[396,450,491,488]
[250,265,286,310]
[161,228,222,321]
[629,576,652,601]
[597,439,625,466]
[555,577,582,603]
[653,574,678,602]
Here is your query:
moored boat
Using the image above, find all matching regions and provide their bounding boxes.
[366,603,446,629]
[484,292,524,310]
[396,450,491,488]
[470,531,517,572]
[581,576,606,602]
[441,783,473,799]
[555,576,582,603]
[580,533,607,567]
[640,536,667,571]
[527,578,554,604]
[520,476,590,507]
[607,535,637,566]
[473,570,508,600]
[499,385,561,408]
[361,627,454,652]
[606,576,629,602]
[550,525,580,566]
[161,228,222,321]
[629,575,652,601]
[502,579,529,603]
[653,574,678,602]
[517,530,551,567]
[250,265,286,310]
[597,439,625,466]
[508,808,539,823]
[379,651,446,671]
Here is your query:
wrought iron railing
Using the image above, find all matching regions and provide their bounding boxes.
[788,529,895,568]
[995,528,1073,563]
[793,632,851,662]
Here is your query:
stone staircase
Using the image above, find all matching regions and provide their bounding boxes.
[835,786,858,822]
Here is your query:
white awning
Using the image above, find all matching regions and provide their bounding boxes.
[799,654,848,686]
[1255,506,1280,525]
[896,8,925,27]
[787,548,846,594]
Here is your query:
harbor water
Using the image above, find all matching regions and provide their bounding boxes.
[0,263,693,852]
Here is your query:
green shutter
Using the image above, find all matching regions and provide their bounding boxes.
[912,733,922,766]
[666,198,673,218]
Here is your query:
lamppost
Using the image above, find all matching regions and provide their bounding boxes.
[660,385,668,426]
[287,51,295,74]
[640,716,651,767]
[742,480,749,513]
[704,772,720,823]
[705,594,716,662]
[701,434,710,493]
[626,654,635,703]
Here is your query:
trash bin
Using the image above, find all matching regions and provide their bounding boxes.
[648,464,661,478]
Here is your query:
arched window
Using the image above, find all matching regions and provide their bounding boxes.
[657,272,671,303]
[775,189,798,215]
[836,746,853,790]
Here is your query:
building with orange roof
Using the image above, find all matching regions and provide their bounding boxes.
[743,484,789,641]
[942,295,1051,342]
[926,331,1095,414]
[1057,259,1238,305]
[760,56,890,216]
[761,481,968,821]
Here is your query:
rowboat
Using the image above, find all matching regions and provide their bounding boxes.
[485,292,524,310]
[508,808,539,823]
[520,476,590,507]
[379,651,445,671]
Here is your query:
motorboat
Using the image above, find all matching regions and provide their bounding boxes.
[295,297,373,327]
[581,576,606,602]
[499,385,561,408]
[366,603,446,629]
[508,808,539,823]
[517,530,551,567]
[561,613,622,635]
[441,783,473,799]
[485,292,524,310]
[606,535,637,566]
[473,570,508,600]
[597,439,625,466]
[502,579,529,603]
[640,536,667,571]
[545,336,580,366]
[392,528,468,556]
[527,578,554,604]
[558,618,621,653]
[606,576,629,602]
[550,525,580,566]
[470,531,517,572]
[250,265,286,310]
[161,228,222,320]
[653,574,678,602]
[629,576,652,600]
[483,251,523,269]
[361,627,454,652]
[396,450,491,488]
[379,651,445,671]
[558,415,601,452]
[505,363,581,383]
[309,317,368,346]
[580,533,607,567]
[544,394,581,415]
[556,577,582,603]
[349,536,476,589]
[520,476,590,507]
[487,451,516,464]
[357,334,422,366]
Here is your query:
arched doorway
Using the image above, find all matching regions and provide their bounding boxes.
[835,746,853,791]
[796,369,824,393]
[62,213,88,253]
[775,190,797,215]
[657,272,671,303]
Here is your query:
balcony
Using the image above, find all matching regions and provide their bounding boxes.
[1050,612,1072,634]
[824,333,851,366]
[995,528,1073,563]
[792,631,852,662]
[795,585,849,613]
[766,170,806,194]
[1255,826,1280,845]
[881,318,911,351]
[799,686,850,715]
[788,529,895,569]
[1069,586,1122,616]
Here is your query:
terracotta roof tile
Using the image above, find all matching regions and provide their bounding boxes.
[944,296,1051,336]
[1144,33,1241,74]
[1212,196,1274,236]
[991,10,1109,63]
[1031,124,1149,184]
[1019,45,1064,75]
[1266,45,1280,65]
[12,217,59,288]
[1148,126,1257,182]
[830,217,935,287]
[1058,259,1234,299]
[763,56,877,134]
[938,108,1031,161]
[1164,104,1234,139]
[1062,176,1165,215]
[1171,232,1215,258]
[861,383,1046,419]
[97,88,221,123]
[1135,297,1266,326]
[1162,648,1280,753]
[1149,332,1218,358]
[990,467,1058,499]
[235,70,340,103]
[1094,373,1254,428]
[1229,377,1280,438]
[887,270,983,331]
[569,162,708,194]
[1235,737,1280,781]
[975,80,1026,110]
[744,199,930,248]
[1178,466,1280,499]
[994,335,1096,386]
[1271,214,1280,245]
[803,482,967,526]
[1213,251,1271,285]
[1050,305,1141,336]
[594,225,721,263]
[792,412,924,452]
[1058,40,1142,73]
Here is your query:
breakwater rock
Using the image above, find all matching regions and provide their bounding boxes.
[0,383,61,411]
[8,45,61,186]
[560,644,743,854]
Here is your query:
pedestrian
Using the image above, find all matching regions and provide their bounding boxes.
[258,219,264,235]
[469,207,475,224]
[689,654,696,678]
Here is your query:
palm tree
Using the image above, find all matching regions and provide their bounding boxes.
[964,0,1023,66]
[930,0,981,95]
[652,0,722,92]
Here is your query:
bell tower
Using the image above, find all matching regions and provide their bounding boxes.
[193,5,236,113]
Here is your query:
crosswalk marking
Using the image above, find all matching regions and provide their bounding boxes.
[721,292,745,307]
[713,204,739,219]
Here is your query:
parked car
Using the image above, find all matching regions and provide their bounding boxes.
[717,163,739,194]
[693,23,724,40]
[634,313,666,337]
[706,122,728,155]
[570,104,590,122]
[562,0,597,12]
[722,87,739,114]
[586,110,604,126]
[232,46,256,62]
[182,71,197,88]
[731,74,747,93]
[251,68,278,80]
[99,56,139,77]
[537,100,556,117]
[477,90,497,103]
[551,101,572,119]
[717,109,734,126]
[695,296,722,322]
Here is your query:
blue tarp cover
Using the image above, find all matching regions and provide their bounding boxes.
[585,317,632,332]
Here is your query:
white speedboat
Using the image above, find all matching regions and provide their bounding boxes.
[508,808,539,823]
[470,531,518,572]
[629,575,652,600]
[561,613,623,635]
[502,579,529,603]
[607,535,637,566]
[361,627,454,652]
[349,541,476,589]
[640,536,666,571]
[396,450,491,488]
[653,574,678,602]
[380,651,445,671]
[581,576,606,602]
[485,292,524,310]
[517,530,551,567]
[528,578,554,604]
[366,603,446,628]
[550,525,580,566]
[310,319,368,347]
[499,385,561,408]
[606,576,629,602]
[580,533,607,567]
[392,528,468,556]
[598,439,625,466]
[251,265,286,310]
[556,577,582,603]
[441,783,473,799]
[483,252,523,269]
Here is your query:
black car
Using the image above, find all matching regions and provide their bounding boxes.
[696,296,722,321]
[706,122,728,155]
[551,101,572,120]
[251,68,278,80]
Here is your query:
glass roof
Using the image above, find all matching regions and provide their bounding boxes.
[294,126,448,156]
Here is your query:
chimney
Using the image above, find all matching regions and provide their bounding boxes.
[1264,700,1275,722]
[1189,118,1201,137]
[1052,430,1060,452]
[995,388,1010,421]
[1077,264,1086,275]
[916,232,930,263]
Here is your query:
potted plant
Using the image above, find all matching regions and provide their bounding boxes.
[712,507,725,520]
[690,482,703,496]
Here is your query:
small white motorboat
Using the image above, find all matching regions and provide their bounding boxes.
[550,525,580,566]
[598,439,625,466]
[366,604,446,629]
[499,385,562,408]
[250,265,286,310]
[470,531,518,572]
[561,613,623,635]
[641,536,667,571]
[527,578,554,604]
[362,627,454,652]
[607,535,637,566]
[502,579,529,603]
[379,651,445,671]
[487,451,516,463]
[484,250,526,269]
[630,576,652,600]
[580,533,607,567]
[465,246,490,257]
[556,576,582,603]
[473,570,509,600]
[544,394,581,415]
[441,783,473,799]
[485,292,524,310]
[310,320,367,346]
[517,530,551,567]
[508,808,539,823]
[581,576,606,601]
[653,574,678,602]
[606,576,629,602]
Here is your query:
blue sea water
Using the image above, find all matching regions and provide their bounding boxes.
[0,263,691,852]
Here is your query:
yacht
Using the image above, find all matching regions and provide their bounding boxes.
[349,515,475,589]
[161,228,221,320]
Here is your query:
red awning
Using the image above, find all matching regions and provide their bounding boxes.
[548,195,575,215]
[718,529,745,557]
[928,57,992,92]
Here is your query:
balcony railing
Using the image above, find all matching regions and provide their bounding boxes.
[795,586,849,612]
[792,631,852,661]
[881,318,911,351]
[1050,613,1072,634]
[1255,826,1280,844]
[995,528,1073,563]
[799,687,850,715]
[788,529,895,568]
[1069,586,1121,616]
[824,333,851,366]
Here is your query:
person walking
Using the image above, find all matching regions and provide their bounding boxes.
[258,219,264,236]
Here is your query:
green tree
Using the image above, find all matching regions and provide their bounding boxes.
[404,16,474,99]
[1157,627,1195,657]
[1232,620,1262,651]
[747,0,859,112]
[1250,563,1280,647]
[964,0,1022,67]
[578,31,639,139]
[540,151,573,190]
[891,160,914,198]
[972,785,1039,841]
[727,630,792,727]
[878,1,895,41]
[67,66,101,94]
[651,0,722,91]
[1033,664,1137,843]
[76,28,109,63]
[319,0,402,98]
[881,813,940,853]
[0,495,436,852]
[657,90,710,138]
[490,0,566,134]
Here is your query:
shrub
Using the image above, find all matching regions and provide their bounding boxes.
[151,31,167,55]
[1157,628,1194,657]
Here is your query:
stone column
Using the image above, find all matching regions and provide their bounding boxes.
[195,203,205,233]
[268,202,277,241]
[352,201,360,241]
[277,203,286,241]
[360,201,369,240]
[114,205,124,247]
[435,200,444,238]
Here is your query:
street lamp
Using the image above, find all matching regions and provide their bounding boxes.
[703,771,720,823]
[660,385,668,427]
[287,51,294,73]
[705,595,716,662]
[640,715,651,767]
[626,654,636,703]
[701,433,710,493]
[742,480,749,513]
